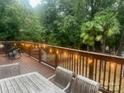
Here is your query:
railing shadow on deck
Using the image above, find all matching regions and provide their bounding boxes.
[1,41,124,93]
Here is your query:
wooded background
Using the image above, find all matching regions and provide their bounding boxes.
[0,0,124,54]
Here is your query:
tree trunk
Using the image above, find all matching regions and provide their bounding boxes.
[101,38,106,53]
[90,0,95,19]
[87,45,89,51]
[93,45,95,52]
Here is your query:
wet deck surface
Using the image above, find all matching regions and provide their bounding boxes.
[0,53,55,78]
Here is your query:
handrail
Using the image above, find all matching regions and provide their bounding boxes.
[20,41,124,64]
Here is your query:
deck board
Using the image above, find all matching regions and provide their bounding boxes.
[0,53,55,78]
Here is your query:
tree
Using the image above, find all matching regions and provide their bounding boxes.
[116,0,124,55]
[0,0,42,41]
[0,0,21,40]
[41,0,59,43]
[57,15,81,48]
[18,13,42,41]
[41,0,83,48]
[81,9,120,53]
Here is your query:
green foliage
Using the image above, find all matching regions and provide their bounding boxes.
[118,0,124,31]
[41,0,82,48]
[0,0,123,53]
[94,9,120,36]
[81,9,120,50]
[18,12,42,41]
[58,15,81,48]
[39,0,123,52]
[0,0,42,41]
[0,0,20,40]
[81,21,97,46]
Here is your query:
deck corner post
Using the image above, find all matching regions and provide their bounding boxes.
[89,58,94,79]
[55,53,59,68]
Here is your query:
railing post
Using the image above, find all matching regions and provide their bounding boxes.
[23,43,25,52]
[89,57,94,79]
[55,53,59,68]
[39,48,41,63]
[28,45,31,56]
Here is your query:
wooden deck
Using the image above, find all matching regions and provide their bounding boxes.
[0,53,55,78]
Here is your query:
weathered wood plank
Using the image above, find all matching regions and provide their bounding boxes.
[0,84,2,93]
[34,73,66,93]
[5,80,15,93]
[10,79,22,93]
[27,75,46,90]
[0,72,65,93]
[15,78,29,93]
[1,81,9,93]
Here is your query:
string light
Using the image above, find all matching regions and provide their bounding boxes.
[49,48,52,53]
[56,50,59,54]
[25,44,30,48]
[14,43,16,46]
[64,52,67,57]
[111,63,116,68]
[43,44,46,48]
[35,45,38,48]
[88,58,92,64]
[75,54,78,59]
[21,43,24,46]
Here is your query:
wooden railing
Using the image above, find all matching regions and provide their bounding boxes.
[2,41,124,93]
